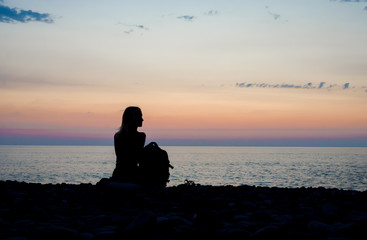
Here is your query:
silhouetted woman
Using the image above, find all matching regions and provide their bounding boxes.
[112,106,146,183]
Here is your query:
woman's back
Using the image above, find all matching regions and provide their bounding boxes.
[114,131,145,166]
[112,130,146,182]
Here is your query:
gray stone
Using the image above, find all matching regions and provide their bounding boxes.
[217,227,251,239]
[308,220,333,233]
[264,200,273,206]
[322,203,338,216]
[252,225,280,239]
[157,216,192,227]
[106,214,131,226]
[106,182,144,194]
[2,237,28,240]
[94,231,116,240]
[156,216,169,224]
[33,225,81,239]
[79,232,94,240]
[234,214,250,222]
[124,210,156,232]
[94,225,119,233]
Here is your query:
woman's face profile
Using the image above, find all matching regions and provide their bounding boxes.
[136,110,143,127]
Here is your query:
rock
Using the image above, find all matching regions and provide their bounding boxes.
[234,214,249,222]
[264,199,273,206]
[94,225,119,233]
[333,222,356,236]
[14,219,35,226]
[322,203,337,213]
[322,203,338,218]
[193,210,223,227]
[156,216,169,224]
[105,214,131,226]
[241,201,257,210]
[228,202,235,208]
[79,232,94,240]
[157,215,192,227]
[308,220,333,234]
[124,210,156,232]
[217,227,251,239]
[1,181,367,240]
[252,225,281,239]
[271,214,293,224]
[94,231,116,240]
[236,220,259,232]
[2,237,28,240]
[34,225,81,240]
[105,182,144,194]
[249,210,273,222]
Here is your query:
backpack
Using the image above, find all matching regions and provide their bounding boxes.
[139,142,173,188]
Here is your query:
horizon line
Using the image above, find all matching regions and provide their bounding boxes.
[1,135,366,147]
[1,144,366,148]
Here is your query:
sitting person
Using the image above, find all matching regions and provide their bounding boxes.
[112,106,146,184]
[111,106,173,187]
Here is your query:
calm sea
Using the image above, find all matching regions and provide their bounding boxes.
[0,146,366,191]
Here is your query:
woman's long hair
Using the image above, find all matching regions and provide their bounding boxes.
[119,106,142,132]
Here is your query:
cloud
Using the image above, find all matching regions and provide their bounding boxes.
[134,24,149,31]
[331,0,367,2]
[0,3,53,23]
[330,0,367,11]
[120,23,149,35]
[205,10,219,16]
[177,15,195,21]
[235,82,364,92]
[124,29,133,35]
[268,11,281,20]
[236,82,314,89]
[265,6,285,22]
[318,82,326,89]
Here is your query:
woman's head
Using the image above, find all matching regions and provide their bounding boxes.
[120,106,143,131]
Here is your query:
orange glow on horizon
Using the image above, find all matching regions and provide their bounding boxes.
[1,83,367,143]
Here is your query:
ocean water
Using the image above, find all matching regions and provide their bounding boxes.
[0,146,366,191]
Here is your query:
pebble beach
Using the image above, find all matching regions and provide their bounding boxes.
[0,180,366,240]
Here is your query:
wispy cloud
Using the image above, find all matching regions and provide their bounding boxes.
[135,25,149,31]
[235,82,364,92]
[205,10,219,16]
[119,23,149,35]
[0,3,53,23]
[167,10,218,23]
[177,15,195,21]
[319,82,326,88]
[265,6,285,22]
[331,0,367,2]
[330,0,367,10]
[268,11,281,20]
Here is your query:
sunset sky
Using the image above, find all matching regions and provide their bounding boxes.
[1,0,367,146]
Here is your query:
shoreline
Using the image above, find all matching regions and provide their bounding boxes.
[1,180,366,239]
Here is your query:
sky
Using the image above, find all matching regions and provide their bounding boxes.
[1,0,367,146]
